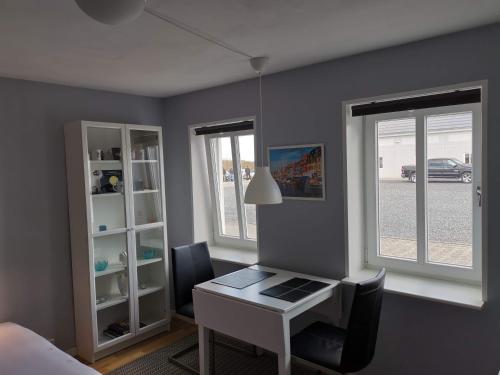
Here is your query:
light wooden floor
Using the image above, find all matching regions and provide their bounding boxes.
[88,318,197,374]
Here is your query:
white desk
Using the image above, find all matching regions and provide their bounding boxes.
[193,265,340,375]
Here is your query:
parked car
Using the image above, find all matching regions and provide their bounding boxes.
[401,158,472,183]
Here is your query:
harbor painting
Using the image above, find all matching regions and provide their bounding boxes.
[268,144,325,200]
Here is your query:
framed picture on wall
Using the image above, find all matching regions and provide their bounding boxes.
[268,144,325,200]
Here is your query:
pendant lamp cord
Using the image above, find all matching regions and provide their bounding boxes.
[259,72,264,166]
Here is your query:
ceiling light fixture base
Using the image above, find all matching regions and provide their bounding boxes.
[250,56,269,74]
[75,0,147,25]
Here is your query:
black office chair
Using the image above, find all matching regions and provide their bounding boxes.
[169,242,215,374]
[291,269,386,374]
[169,242,258,374]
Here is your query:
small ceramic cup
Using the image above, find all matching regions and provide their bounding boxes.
[92,149,103,160]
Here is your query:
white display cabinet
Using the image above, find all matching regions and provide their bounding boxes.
[64,121,170,362]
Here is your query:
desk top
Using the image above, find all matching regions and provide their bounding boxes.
[194,265,339,313]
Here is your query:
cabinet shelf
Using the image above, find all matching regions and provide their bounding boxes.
[96,295,128,311]
[138,285,164,298]
[98,331,131,346]
[137,258,163,267]
[139,317,168,330]
[89,160,122,170]
[98,335,116,347]
[132,160,158,163]
[95,264,126,277]
[92,228,127,238]
[92,192,123,198]
[135,222,164,232]
[133,189,159,194]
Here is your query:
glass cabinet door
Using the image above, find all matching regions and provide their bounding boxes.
[86,125,133,346]
[129,130,163,226]
[128,128,167,330]
[93,233,133,346]
[135,227,167,330]
[87,126,127,234]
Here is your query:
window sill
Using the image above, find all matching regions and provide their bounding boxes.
[208,245,258,266]
[343,269,484,309]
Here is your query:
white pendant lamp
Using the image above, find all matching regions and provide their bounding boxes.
[244,57,283,205]
[75,0,147,25]
[244,166,282,204]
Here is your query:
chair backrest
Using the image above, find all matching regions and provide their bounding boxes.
[171,242,214,310]
[340,268,386,373]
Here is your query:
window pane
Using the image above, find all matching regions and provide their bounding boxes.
[238,135,256,240]
[210,137,240,237]
[377,118,417,260]
[426,112,473,267]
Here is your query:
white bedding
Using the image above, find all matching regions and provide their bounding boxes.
[0,322,100,375]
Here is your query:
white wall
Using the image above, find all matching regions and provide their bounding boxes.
[189,128,214,245]
[345,114,366,275]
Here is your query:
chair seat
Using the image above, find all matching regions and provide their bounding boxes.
[291,321,347,371]
[177,302,194,319]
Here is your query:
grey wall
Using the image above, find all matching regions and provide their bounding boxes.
[164,23,500,374]
[0,78,164,350]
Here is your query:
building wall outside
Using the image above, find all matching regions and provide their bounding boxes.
[379,130,472,179]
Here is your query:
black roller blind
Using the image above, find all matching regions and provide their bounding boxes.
[351,89,481,117]
[194,120,253,136]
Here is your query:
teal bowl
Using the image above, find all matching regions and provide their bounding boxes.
[143,249,156,259]
[94,259,109,272]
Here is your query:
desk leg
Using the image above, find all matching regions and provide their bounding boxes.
[278,318,291,375]
[198,325,210,375]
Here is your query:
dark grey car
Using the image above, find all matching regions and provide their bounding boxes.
[401,158,472,183]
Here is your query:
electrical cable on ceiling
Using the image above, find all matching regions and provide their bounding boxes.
[144,7,253,59]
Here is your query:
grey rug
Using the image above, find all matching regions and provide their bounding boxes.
[108,334,317,375]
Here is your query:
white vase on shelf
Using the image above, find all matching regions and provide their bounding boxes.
[117,273,128,296]
[119,251,128,266]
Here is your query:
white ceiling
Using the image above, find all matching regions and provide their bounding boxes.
[1,0,499,97]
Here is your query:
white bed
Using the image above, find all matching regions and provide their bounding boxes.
[0,322,100,375]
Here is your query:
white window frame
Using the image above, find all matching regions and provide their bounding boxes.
[204,129,257,250]
[364,102,482,283]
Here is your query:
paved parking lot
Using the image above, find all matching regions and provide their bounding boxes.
[222,179,473,266]
[379,180,472,266]
[222,180,256,238]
